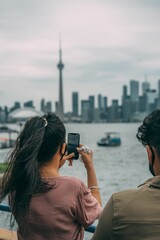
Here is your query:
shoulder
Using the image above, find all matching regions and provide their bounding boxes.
[112,188,138,201]
[111,178,153,204]
[102,189,137,211]
[111,188,142,207]
[61,176,83,185]
[108,186,148,218]
[59,176,87,191]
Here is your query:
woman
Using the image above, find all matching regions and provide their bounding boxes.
[0,113,102,240]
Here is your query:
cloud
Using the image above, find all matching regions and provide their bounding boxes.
[0,0,160,111]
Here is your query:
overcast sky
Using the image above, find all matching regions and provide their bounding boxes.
[0,0,160,112]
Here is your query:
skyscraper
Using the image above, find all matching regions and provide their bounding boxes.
[110,99,119,122]
[40,98,45,113]
[89,95,95,122]
[130,80,139,102]
[72,92,79,117]
[103,96,108,112]
[81,100,90,122]
[142,81,150,95]
[146,89,157,113]
[122,85,127,99]
[122,85,131,121]
[98,94,102,110]
[24,101,34,108]
[130,80,139,113]
[57,41,64,121]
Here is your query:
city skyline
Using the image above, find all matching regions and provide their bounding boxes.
[0,0,160,112]
[1,77,160,112]
[2,77,160,112]
[1,77,160,123]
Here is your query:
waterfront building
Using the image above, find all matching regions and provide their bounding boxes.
[98,94,103,110]
[139,94,148,113]
[8,108,43,122]
[103,96,108,112]
[46,101,52,112]
[72,92,79,117]
[24,101,34,108]
[94,108,100,122]
[123,85,127,98]
[122,96,131,122]
[89,95,95,122]
[142,81,150,95]
[10,102,21,112]
[109,99,119,122]
[130,80,139,114]
[4,106,9,122]
[41,99,52,113]
[146,89,157,113]
[122,85,131,122]
[40,98,45,113]
[97,94,108,121]
[0,107,6,123]
[140,80,150,113]
[130,80,139,102]
[81,100,90,122]
[14,102,21,109]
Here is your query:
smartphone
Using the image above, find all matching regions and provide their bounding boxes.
[67,133,80,160]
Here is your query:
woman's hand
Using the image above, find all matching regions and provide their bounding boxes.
[77,144,94,170]
[59,152,74,168]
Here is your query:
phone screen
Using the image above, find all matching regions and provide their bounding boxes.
[68,133,80,160]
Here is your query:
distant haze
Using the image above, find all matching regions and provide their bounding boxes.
[0,0,160,112]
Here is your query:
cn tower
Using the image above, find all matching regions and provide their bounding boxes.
[57,40,64,121]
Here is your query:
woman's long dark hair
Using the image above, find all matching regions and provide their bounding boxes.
[0,112,65,229]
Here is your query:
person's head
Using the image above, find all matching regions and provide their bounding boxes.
[23,112,66,163]
[0,112,66,228]
[136,109,160,176]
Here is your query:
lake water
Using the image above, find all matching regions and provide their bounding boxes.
[0,123,151,240]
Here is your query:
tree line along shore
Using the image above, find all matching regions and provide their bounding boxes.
[0,163,7,174]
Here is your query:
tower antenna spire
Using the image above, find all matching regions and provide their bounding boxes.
[59,34,62,62]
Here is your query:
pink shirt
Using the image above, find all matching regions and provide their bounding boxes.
[17,176,102,240]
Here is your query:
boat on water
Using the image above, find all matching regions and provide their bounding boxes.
[97,132,121,146]
[0,126,18,149]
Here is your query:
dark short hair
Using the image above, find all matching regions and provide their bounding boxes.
[136,109,160,157]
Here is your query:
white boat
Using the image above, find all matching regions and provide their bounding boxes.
[97,132,121,147]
